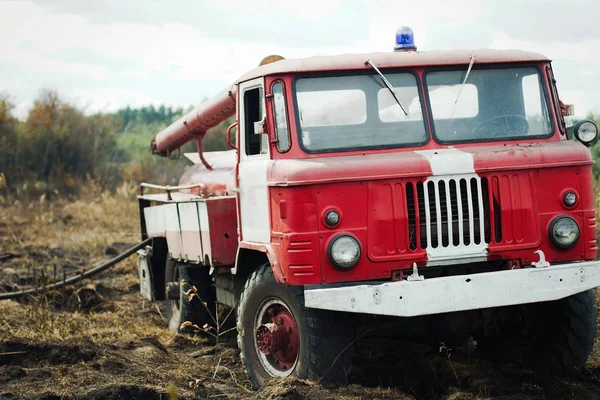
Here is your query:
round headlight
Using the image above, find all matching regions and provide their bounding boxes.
[563,191,577,208]
[574,120,598,146]
[549,216,580,249]
[328,235,361,269]
[324,210,340,227]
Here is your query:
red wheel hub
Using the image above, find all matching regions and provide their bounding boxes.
[255,305,299,370]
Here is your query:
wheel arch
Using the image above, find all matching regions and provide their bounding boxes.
[232,243,286,305]
[233,242,285,284]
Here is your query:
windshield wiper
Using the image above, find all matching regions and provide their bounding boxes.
[365,59,408,116]
[450,53,476,118]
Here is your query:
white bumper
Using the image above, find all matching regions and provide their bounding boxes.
[304,261,600,317]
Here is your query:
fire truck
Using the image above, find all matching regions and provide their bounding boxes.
[137,29,600,387]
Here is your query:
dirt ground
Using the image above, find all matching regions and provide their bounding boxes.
[2,187,600,400]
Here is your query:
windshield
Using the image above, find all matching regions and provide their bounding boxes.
[426,67,552,142]
[294,73,427,152]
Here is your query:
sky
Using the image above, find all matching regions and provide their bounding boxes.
[0,0,599,119]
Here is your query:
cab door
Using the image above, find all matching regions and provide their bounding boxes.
[237,78,271,243]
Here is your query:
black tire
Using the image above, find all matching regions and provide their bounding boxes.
[236,264,356,388]
[548,289,597,374]
[165,259,215,333]
[477,289,597,374]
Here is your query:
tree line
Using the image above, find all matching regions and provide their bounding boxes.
[0,90,232,196]
[115,105,186,132]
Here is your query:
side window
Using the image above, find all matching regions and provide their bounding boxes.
[244,87,267,156]
[272,82,291,152]
[522,73,551,136]
[522,74,542,117]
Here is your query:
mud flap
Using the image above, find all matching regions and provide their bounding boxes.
[178,263,215,329]
[137,249,153,301]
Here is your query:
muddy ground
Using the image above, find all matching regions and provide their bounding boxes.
[2,189,600,400]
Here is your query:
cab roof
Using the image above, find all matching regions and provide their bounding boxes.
[237,49,549,83]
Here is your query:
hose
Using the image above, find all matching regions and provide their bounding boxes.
[0,238,152,301]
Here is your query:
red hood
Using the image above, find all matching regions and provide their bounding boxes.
[268,141,593,186]
[268,151,432,186]
[467,141,593,173]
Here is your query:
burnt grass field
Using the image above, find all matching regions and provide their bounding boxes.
[2,185,600,400]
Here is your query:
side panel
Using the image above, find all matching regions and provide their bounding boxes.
[269,186,321,284]
[198,202,212,263]
[164,203,184,260]
[141,197,238,267]
[580,165,598,260]
[178,202,204,263]
[144,205,166,238]
[207,197,238,266]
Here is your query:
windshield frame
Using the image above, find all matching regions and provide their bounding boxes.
[291,69,431,154]
[423,63,556,145]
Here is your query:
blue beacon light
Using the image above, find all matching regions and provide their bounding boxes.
[394,26,416,51]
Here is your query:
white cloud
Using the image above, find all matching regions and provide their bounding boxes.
[69,87,165,114]
[0,2,238,84]
[122,70,150,80]
[203,0,342,19]
[0,1,365,90]
[365,0,484,50]
[559,90,588,115]
[0,2,111,80]
[0,0,369,116]
[490,32,600,66]
[0,79,20,92]
[1,0,600,118]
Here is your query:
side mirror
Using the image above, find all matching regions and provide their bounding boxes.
[253,117,267,135]
[561,103,575,117]
[573,120,598,147]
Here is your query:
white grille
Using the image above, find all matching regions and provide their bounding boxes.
[413,174,490,263]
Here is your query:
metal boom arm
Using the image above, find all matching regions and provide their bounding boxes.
[151,86,238,157]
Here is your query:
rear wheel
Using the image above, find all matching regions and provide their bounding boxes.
[476,290,597,374]
[237,264,356,388]
[165,259,214,333]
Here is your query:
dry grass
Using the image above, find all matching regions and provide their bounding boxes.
[0,184,254,399]
[2,185,600,399]
[0,180,139,257]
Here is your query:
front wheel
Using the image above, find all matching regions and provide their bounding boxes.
[236,264,356,388]
[476,290,597,375]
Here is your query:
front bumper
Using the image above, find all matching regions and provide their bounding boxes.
[304,260,600,317]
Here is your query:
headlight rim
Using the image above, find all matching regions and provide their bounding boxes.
[549,216,580,249]
[573,119,598,146]
[561,190,578,209]
[323,209,341,228]
[327,233,361,270]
